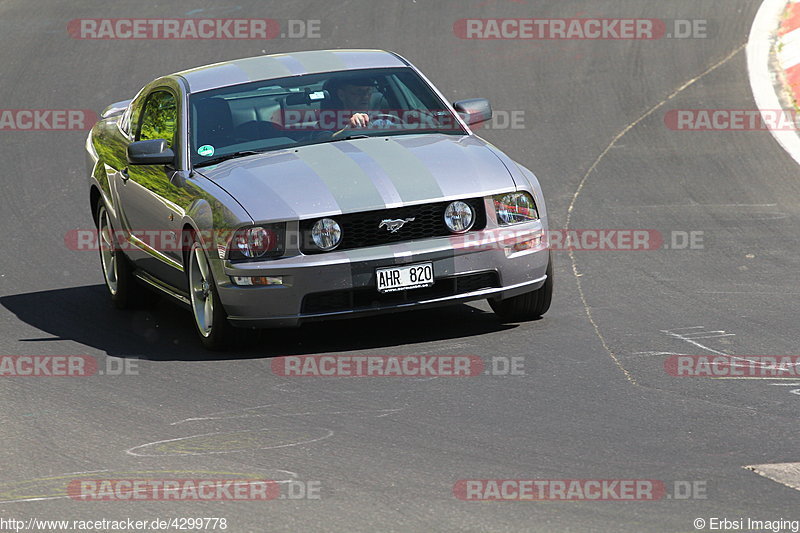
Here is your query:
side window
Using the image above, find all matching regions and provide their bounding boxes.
[137,90,178,148]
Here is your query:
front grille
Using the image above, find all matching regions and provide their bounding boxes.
[301,271,500,314]
[300,198,486,254]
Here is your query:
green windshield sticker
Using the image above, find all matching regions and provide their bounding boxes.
[198,145,215,157]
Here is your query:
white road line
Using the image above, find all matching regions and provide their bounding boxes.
[173,405,405,425]
[126,428,335,457]
[662,327,731,356]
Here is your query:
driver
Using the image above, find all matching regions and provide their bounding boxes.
[335,76,376,129]
[325,75,398,133]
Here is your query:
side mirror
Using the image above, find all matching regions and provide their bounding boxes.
[453,98,493,126]
[127,139,175,165]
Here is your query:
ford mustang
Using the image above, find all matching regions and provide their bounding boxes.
[85,49,553,349]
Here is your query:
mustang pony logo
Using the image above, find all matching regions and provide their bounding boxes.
[379,218,415,233]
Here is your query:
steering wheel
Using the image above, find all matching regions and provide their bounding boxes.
[372,112,407,125]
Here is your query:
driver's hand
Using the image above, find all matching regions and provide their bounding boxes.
[348,113,370,128]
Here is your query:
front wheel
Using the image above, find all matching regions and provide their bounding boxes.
[188,235,233,350]
[489,253,553,322]
[97,202,141,309]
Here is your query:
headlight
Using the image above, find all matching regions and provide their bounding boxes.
[444,201,475,233]
[312,218,342,251]
[493,192,539,225]
[228,225,283,261]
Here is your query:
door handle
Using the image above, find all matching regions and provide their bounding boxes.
[121,167,130,182]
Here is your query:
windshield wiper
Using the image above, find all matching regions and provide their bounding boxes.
[320,134,371,143]
[193,150,265,168]
[284,133,372,150]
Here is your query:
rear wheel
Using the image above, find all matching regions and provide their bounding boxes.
[188,235,233,350]
[490,252,553,322]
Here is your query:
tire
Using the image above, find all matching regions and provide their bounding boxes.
[96,202,144,309]
[489,252,553,322]
[187,234,233,350]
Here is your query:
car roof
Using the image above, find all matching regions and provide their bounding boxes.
[174,49,410,93]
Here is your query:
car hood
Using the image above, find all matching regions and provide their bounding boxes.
[195,134,518,223]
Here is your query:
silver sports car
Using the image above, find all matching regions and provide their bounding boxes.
[86,49,553,349]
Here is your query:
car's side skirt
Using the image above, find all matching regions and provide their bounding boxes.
[134,270,191,306]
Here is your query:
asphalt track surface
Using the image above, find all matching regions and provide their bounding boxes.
[1,1,799,532]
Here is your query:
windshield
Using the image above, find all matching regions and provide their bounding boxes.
[188,67,466,166]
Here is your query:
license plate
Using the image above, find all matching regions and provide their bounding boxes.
[376,262,434,293]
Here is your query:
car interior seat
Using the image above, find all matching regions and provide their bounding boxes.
[193,97,235,149]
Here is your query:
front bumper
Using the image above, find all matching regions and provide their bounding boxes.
[217,223,549,328]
